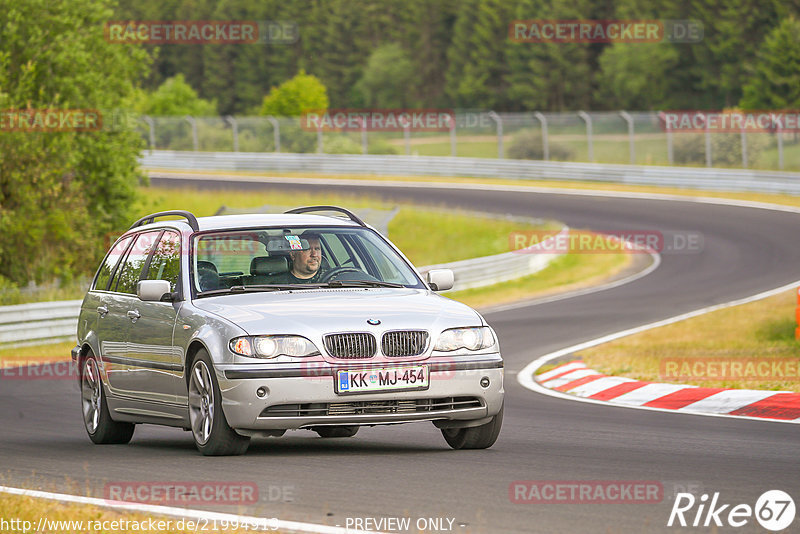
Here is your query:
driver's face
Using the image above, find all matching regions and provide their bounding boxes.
[291,238,321,278]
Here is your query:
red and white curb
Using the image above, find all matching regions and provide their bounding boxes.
[537,360,800,422]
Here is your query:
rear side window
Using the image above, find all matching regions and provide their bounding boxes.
[93,235,133,291]
[113,231,161,294]
[145,231,181,291]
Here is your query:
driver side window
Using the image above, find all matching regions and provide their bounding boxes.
[323,233,362,269]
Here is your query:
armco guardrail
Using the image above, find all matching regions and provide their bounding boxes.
[0,237,564,347]
[141,151,800,195]
[0,300,83,347]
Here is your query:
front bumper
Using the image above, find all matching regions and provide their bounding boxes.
[215,354,504,430]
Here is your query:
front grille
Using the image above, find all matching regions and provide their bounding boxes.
[324,333,377,359]
[259,397,483,418]
[382,330,429,357]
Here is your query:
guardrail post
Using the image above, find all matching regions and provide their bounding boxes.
[578,111,594,162]
[658,111,674,165]
[778,125,784,170]
[534,112,549,161]
[184,116,198,151]
[619,111,635,164]
[740,125,748,168]
[360,117,368,155]
[265,116,280,153]
[488,111,503,159]
[447,115,457,156]
[224,116,238,152]
[142,115,156,154]
[700,113,712,167]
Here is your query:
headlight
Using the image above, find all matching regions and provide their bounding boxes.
[230,336,320,359]
[434,327,495,352]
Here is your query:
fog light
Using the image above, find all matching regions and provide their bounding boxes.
[256,386,268,398]
[480,377,490,388]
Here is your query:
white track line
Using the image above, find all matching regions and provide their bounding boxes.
[0,485,384,534]
[517,280,800,424]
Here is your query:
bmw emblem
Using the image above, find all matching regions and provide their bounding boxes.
[367,318,381,325]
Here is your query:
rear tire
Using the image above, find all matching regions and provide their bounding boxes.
[188,350,250,456]
[81,353,135,445]
[313,426,359,438]
[441,405,503,450]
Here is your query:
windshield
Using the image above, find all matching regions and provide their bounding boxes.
[192,226,425,294]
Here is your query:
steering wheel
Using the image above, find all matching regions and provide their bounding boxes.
[320,266,364,283]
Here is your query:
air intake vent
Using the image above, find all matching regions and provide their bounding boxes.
[324,333,377,359]
[381,330,429,357]
[259,397,483,418]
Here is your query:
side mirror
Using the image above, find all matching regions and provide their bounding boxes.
[426,269,454,291]
[137,280,172,302]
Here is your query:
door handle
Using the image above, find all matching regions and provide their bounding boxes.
[97,306,108,317]
[127,309,141,321]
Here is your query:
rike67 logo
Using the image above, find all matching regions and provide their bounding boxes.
[668,490,795,531]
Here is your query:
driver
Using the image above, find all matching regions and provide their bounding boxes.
[279,232,325,284]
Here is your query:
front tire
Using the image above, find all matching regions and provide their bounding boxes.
[188,350,250,456]
[81,354,135,445]
[441,405,503,450]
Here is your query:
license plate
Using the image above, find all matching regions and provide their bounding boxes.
[335,365,429,395]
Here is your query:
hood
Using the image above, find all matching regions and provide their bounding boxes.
[192,288,483,337]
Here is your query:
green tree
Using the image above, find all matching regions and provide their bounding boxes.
[130,74,218,116]
[740,17,800,109]
[260,70,329,116]
[595,44,680,109]
[309,0,371,107]
[354,44,416,108]
[505,0,594,111]
[0,0,151,285]
[445,0,512,109]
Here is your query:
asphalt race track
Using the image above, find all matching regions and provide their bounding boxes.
[2,176,799,533]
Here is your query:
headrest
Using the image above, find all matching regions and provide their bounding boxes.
[250,256,289,276]
[197,260,218,274]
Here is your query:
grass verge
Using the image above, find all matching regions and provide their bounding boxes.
[0,492,258,534]
[578,289,800,392]
[0,341,76,367]
[448,232,633,310]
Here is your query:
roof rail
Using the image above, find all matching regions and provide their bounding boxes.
[284,206,367,227]
[129,210,200,232]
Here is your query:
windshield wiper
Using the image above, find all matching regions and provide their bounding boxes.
[197,284,323,296]
[323,280,405,288]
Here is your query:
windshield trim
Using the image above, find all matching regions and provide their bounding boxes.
[189,224,425,300]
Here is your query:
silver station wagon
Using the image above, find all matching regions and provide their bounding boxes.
[73,207,504,455]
